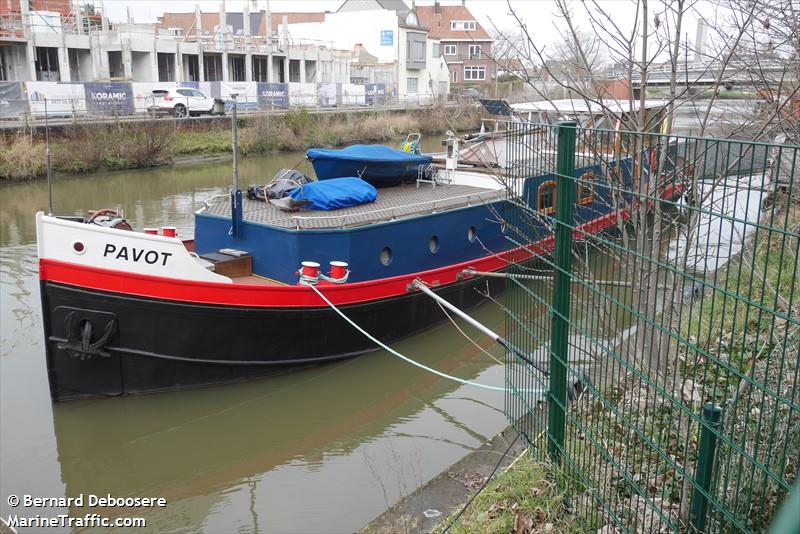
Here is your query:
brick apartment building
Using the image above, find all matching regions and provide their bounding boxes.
[416,0,493,87]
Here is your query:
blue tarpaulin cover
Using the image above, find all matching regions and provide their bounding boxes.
[306,145,433,184]
[306,144,432,163]
[288,177,378,210]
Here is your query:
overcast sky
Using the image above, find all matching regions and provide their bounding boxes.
[98,0,711,54]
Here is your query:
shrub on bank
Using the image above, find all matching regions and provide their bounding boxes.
[0,136,46,180]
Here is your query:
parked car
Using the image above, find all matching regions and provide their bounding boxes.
[456,87,485,102]
[149,88,219,117]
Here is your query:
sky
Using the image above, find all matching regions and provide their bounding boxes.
[96,0,710,55]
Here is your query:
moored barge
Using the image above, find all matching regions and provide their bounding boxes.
[38,119,648,401]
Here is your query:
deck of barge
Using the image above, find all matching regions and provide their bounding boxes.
[200,182,504,230]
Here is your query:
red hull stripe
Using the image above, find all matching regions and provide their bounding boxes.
[39,211,623,308]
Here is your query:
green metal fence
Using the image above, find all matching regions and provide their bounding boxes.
[504,120,799,532]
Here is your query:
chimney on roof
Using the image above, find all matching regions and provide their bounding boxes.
[434,0,441,15]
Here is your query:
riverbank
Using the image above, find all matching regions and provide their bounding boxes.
[362,426,577,533]
[0,105,482,181]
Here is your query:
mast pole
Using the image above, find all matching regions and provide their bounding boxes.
[231,94,239,191]
[230,95,243,237]
[45,97,53,215]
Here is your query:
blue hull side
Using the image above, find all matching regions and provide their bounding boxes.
[195,201,509,284]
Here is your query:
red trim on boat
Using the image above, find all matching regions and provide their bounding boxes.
[39,211,623,308]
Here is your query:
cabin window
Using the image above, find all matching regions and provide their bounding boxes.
[538,181,556,215]
[468,226,477,243]
[429,236,440,254]
[380,247,393,266]
[578,172,594,205]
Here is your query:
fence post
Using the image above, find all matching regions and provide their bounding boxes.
[547,120,577,461]
[690,403,723,531]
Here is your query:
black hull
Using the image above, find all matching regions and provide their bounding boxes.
[40,275,505,401]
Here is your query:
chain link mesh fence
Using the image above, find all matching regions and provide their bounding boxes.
[504,120,798,532]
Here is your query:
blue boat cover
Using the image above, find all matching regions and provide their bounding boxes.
[288,177,377,210]
[306,144,432,164]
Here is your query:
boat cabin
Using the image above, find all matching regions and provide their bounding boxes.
[194,172,508,285]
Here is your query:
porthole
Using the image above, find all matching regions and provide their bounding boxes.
[429,235,440,254]
[72,240,86,254]
[380,246,393,266]
[468,226,477,243]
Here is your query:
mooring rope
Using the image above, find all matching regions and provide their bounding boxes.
[308,284,510,392]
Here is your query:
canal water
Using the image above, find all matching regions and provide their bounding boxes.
[0,150,509,533]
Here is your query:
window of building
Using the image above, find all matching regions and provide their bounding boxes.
[452,69,458,83]
[228,54,246,81]
[578,172,594,205]
[450,21,477,31]
[432,43,440,57]
[184,54,199,81]
[407,40,425,62]
[444,44,456,56]
[407,77,418,93]
[406,12,418,25]
[203,53,222,81]
[463,66,486,81]
[35,47,60,81]
[157,53,175,82]
[252,55,269,82]
[468,44,481,59]
[538,181,556,215]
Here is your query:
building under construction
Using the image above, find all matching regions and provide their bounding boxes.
[0,1,351,84]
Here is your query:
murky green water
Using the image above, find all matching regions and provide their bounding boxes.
[0,148,508,533]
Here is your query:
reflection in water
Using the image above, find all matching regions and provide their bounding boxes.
[0,150,507,533]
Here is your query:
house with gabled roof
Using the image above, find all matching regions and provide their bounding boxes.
[416,0,494,88]
[282,0,451,102]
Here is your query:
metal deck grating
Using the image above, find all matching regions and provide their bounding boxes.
[202,183,504,229]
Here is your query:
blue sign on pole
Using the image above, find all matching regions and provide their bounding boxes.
[380,30,393,46]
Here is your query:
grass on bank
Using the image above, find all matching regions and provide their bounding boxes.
[433,451,580,534]
[0,106,482,180]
